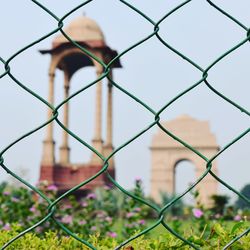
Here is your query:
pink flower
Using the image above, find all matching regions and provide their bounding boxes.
[29,206,36,212]
[81,201,88,207]
[97,211,106,218]
[134,207,141,212]
[192,208,203,218]
[79,220,87,225]
[139,219,145,225]
[11,197,19,203]
[91,226,97,231]
[214,213,221,219]
[105,216,112,222]
[47,185,58,191]
[234,215,241,221]
[61,215,73,224]
[107,231,117,238]
[104,185,111,190]
[35,226,43,233]
[3,191,10,196]
[63,204,73,209]
[87,193,96,199]
[3,223,11,231]
[126,212,135,218]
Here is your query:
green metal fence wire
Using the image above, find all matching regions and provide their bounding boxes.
[0,0,249,249]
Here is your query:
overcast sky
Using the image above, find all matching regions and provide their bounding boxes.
[0,0,249,203]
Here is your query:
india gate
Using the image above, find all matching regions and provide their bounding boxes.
[150,115,219,206]
[38,16,219,204]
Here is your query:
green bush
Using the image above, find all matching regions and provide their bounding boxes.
[0,221,250,250]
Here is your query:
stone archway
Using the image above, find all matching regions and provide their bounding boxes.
[150,115,219,207]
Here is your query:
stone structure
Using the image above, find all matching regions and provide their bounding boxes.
[39,16,121,193]
[150,115,219,206]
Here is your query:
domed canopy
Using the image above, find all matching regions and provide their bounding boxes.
[39,15,122,75]
[52,16,106,48]
[151,114,219,149]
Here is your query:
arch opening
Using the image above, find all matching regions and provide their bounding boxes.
[174,159,196,205]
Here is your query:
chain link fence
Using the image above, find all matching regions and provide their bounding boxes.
[0,0,249,249]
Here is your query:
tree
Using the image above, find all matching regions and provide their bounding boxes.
[235,184,250,210]
[210,194,229,215]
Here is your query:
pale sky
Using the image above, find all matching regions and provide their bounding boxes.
[0,0,249,204]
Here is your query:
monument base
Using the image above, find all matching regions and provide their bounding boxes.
[39,163,115,196]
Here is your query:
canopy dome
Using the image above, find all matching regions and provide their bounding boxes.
[52,16,105,48]
[39,15,122,74]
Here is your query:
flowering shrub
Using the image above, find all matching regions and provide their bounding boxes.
[0,180,249,244]
[121,178,154,236]
[0,180,154,238]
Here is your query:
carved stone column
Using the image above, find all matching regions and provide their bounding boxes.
[59,70,70,164]
[104,70,114,168]
[41,69,55,165]
[91,65,103,164]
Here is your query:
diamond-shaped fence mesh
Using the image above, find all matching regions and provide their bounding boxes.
[0,0,249,249]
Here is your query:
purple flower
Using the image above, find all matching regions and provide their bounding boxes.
[234,215,241,221]
[87,193,96,199]
[35,226,43,233]
[107,231,117,238]
[3,223,11,231]
[126,212,135,218]
[97,211,106,218]
[91,226,97,231]
[139,219,145,225]
[29,206,36,213]
[81,201,88,207]
[63,204,73,209]
[105,216,112,223]
[47,185,58,191]
[192,208,203,218]
[11,197,20,203]
[61,215,73,224]
[134,207,141,212]
[79,220,87,225]
[3,191,10,196]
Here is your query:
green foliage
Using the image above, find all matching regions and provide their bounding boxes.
[0,221,249,249]
[235,184,250,210]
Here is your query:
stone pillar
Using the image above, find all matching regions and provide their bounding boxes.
[59,71,70,164]
[150,153,175,203]
[195,161,219,207]
[41,69,55,165]
[91,65,103,164]
[104,70,114,167]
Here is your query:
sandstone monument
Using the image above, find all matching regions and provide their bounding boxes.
[150,115,219,206]
[39,16,121,194]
